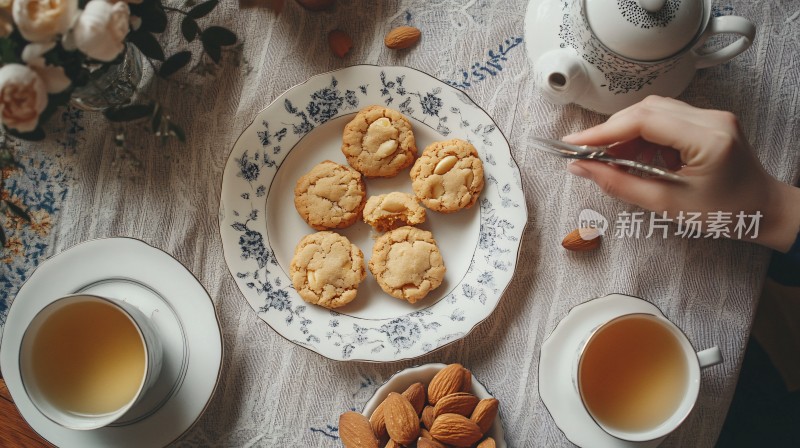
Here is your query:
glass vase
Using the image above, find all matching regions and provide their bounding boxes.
[70,44,144,112]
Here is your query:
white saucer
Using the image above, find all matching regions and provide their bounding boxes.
[538,294,667,448]
[0,237,222,447]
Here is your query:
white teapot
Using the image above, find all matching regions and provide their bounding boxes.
[524,0,756,114]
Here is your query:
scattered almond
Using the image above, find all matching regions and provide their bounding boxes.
[429,413,483,447]
[471,398,499,435]
[328,29,352,58]
[462,369,472,393]
[384,440,401,448]
[428,364,465,405]
[402,382,427,415]
[418,437,447,448]
[384,26,421,49]
[433,392,480,418]
[384,392,420,445]
[561,228,601,251]
[339,411,379,448]
[477,437,497,448]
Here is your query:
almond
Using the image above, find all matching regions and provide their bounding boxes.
[402,382,427,415]
[384,26,421,49]
[418,437,447,448]
[384,440,401,448]
[477,437,497,448]
[470,398,499,434]
[328,30,352,58]
[428,364,465,405]
[433,392,480,418]
[461,368,472,393]
[383,392,420,445]
[339,411,379,448]
[429,413,483,447]
[421,405,435,429]
[561,228,601,251]
[434,155,458,175]
[369,400,387,439]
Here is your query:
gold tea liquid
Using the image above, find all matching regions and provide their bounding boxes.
[579,314,688,432]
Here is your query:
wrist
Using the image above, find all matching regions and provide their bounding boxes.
[755,180,800,252]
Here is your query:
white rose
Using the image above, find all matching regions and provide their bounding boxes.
[0,64,47,132]
[73,0,130,62]
[12,0,78,43]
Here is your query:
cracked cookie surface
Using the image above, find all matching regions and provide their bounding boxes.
[290,231,366,309]
[294,160,366,230]
[341,105,417,177]
[410,139,484,213]
[362,192,426,232]
[369,226,445,303]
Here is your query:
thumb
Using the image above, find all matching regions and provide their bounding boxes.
[567,160,675,212]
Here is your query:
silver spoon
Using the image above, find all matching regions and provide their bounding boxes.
[529,137,683,182]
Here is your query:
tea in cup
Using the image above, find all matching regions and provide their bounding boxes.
[19,294,163,430]
[575,313,722,442]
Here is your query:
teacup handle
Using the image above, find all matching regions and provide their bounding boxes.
[694,15,756,69]
[697,346,723,368]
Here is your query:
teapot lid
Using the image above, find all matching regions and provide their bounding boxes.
[584,0,704,61]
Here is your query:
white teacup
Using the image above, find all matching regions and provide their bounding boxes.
[573,312,722,442]
[19,294,163,430]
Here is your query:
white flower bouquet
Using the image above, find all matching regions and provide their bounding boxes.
[0,0,236,140]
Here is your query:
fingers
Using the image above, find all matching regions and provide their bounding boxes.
[566,160,675,212]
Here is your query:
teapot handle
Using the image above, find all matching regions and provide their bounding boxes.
[694,15,756,69]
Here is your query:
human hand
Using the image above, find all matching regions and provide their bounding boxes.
[563,96,800,252]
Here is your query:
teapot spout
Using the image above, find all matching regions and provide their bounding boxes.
[535,50,589,106]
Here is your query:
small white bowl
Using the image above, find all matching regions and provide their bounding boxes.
[362,363,507,447]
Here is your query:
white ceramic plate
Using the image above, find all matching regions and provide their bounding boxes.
[362,363,506,447]
[0,238,222,448]
[538,294,667,448]
[219,65,526,362]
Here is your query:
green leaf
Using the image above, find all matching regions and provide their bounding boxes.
[129,30,165,61]
[169,123,186,143]
[0,225,6,247]
[0,38,19,64]
[202,39,221,64]
[140,3,168,33]
[188,0,218,19]
[104,103,156,122]
[202,27,237,47]
[159,51,192,77]
[181,16,199,42]
[5,200,31,222]
[151,103,162,133]
[6,127,45,141]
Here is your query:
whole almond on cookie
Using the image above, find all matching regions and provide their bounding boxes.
[384,26,421,49]
[561,228,601,251]
[402,382,426,415]
[429,413,483,447]
[471,398,500,434]
[328,30,352,58]
[428,364,465,405]
[433,392,480,418]
[384,392,420,445]
[369,400,388,439]
[477,437,497,448]
[339,411,379,448]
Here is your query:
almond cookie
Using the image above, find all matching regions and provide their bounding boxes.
[294,160,366,230]
[341,105,417,177]
[410,139,484,213]
[369,226,445,303]
[290,232,366,309]
[362,192,426,232]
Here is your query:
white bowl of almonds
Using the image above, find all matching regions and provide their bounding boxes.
[340,363,505,448]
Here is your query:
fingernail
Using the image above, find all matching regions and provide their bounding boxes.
[567,161,591,178]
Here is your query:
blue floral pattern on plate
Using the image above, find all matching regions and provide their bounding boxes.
[219,65,526,362]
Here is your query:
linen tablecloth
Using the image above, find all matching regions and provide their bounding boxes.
[2,1,799,446]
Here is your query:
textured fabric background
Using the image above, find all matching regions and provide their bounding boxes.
[1,1,799,447]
